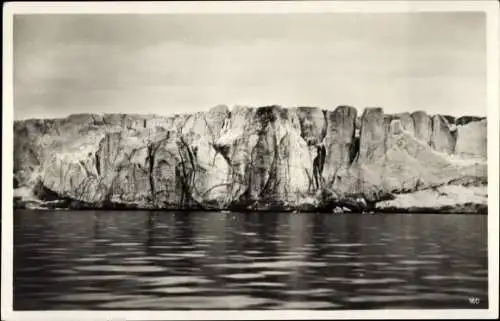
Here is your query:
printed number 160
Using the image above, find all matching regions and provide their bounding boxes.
[468,297,480,304]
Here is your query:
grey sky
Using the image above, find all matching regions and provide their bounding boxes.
[14,12,486,120]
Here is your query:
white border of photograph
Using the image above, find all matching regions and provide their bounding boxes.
[2,1,499,320]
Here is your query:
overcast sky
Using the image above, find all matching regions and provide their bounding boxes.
[13,12,486,120]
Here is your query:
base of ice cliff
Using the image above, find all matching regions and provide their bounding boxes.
[13,105,487,213]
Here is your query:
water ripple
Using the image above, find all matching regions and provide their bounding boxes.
[75,265,165,273]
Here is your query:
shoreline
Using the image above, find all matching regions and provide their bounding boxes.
[13,206,488,215]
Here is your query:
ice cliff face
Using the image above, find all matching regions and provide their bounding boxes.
[13,105,487,212]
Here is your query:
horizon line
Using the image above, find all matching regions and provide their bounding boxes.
[12,104,488,122]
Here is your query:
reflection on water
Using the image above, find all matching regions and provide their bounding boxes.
[14,210,488,310]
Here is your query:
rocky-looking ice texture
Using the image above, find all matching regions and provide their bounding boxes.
[13,105,487,213]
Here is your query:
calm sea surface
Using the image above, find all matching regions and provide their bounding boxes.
[14,210,488,310]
